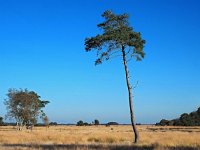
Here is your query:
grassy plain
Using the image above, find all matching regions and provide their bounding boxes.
[0,125,200,149]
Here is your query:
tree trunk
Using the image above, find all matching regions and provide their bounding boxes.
[121,46,139,143]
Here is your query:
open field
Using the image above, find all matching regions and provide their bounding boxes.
[0,125,200,150]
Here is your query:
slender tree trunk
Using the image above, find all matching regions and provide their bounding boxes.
[121,46,139,143]
[16,122,19,130]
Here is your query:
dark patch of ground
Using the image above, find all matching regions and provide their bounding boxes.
[2,144,200,150]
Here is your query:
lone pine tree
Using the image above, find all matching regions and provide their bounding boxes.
[84,10,145,143]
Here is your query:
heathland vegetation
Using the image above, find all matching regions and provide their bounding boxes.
[0,125,200,150]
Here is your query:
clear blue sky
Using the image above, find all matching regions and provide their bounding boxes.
[0,0,200,124]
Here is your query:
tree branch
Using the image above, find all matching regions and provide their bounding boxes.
[132,81,139,90]
[109,49,121,56]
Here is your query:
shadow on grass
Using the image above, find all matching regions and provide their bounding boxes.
[2,144,200,150]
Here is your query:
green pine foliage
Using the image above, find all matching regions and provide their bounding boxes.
[85,10,145,65]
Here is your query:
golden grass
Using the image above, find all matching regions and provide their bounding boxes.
[0,125,200,148]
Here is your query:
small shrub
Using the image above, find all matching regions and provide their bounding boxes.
[87,137,101,143]
[119,138,126,142]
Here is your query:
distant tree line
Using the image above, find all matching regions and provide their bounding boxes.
[76,119,100,126]
[106,122,119,126]
[49,122,58,126]
[76,120,120,126]
[156,107,200,126]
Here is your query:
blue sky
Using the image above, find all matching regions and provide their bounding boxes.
[0,0,200,124]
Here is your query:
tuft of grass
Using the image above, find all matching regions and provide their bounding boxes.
[87,137,101,143]
[105,137,115,144]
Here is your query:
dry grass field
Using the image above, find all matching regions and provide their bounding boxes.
[0,125,200,150]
